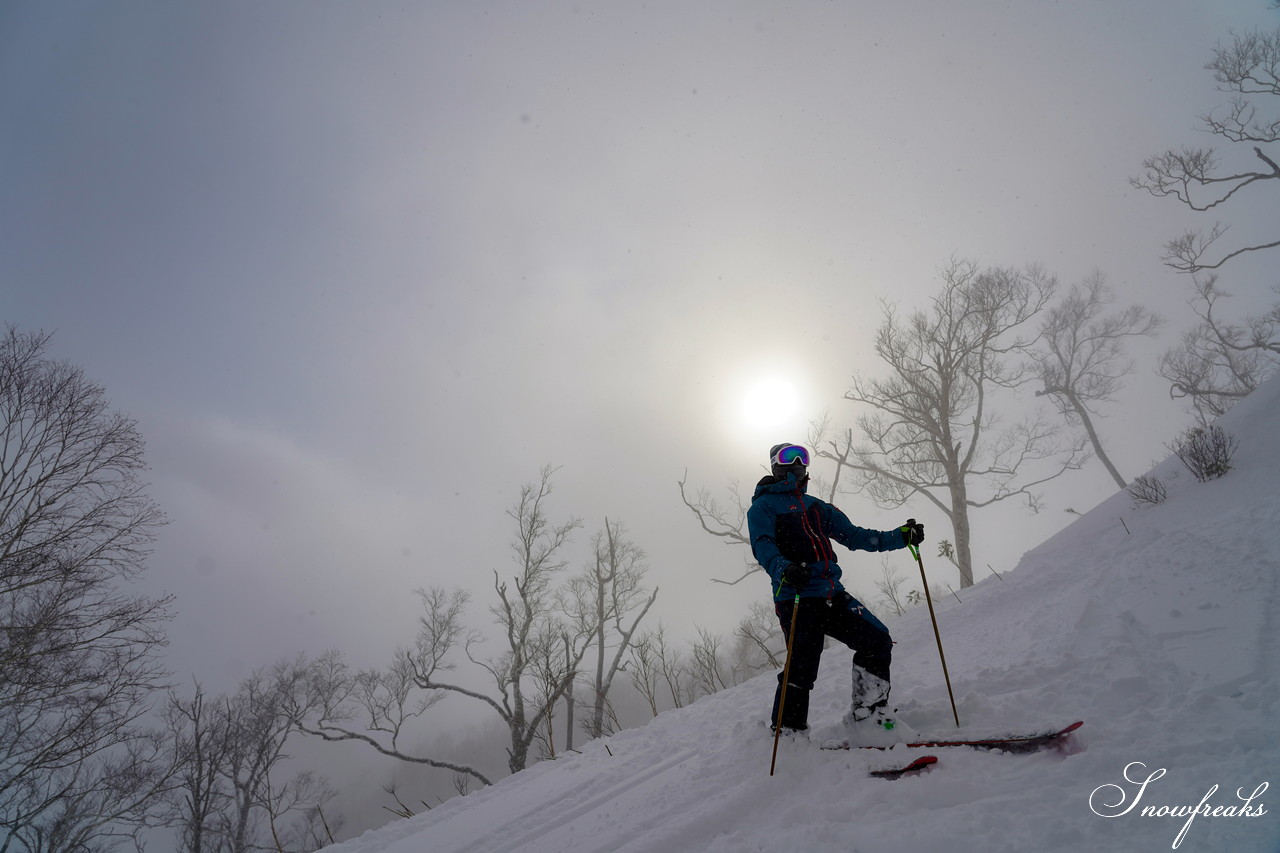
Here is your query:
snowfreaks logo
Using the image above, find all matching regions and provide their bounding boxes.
[1089,762,1269,849]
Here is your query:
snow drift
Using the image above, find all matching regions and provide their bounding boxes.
[324,377,1280,853]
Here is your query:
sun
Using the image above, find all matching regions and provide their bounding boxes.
[740,375,801,432]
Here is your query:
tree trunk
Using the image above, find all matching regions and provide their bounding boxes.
[949,477,975,588]
[592,568,608,739]
[564,634,576,753]
[508,722,528,775]
[1068,391,1127,489]
[564,678,575,753]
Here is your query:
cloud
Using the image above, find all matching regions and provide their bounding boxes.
[141,413,458,687]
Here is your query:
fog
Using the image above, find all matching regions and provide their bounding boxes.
[2,0,1277,838]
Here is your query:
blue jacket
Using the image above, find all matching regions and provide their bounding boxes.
[747,472,908,602]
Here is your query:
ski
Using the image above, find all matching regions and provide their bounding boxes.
[868,754,937,779]
[824,720,1083,753]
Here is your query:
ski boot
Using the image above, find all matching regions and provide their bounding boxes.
[841,668,913,747]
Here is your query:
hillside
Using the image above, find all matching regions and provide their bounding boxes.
[323,377,1280,853]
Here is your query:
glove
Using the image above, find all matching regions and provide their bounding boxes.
[780,563,811,589]
[900,518,925,547]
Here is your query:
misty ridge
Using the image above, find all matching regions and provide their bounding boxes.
[4,10,1280,853]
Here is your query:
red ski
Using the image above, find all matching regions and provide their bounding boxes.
[869,754,937,778]
[825,720,1083,754]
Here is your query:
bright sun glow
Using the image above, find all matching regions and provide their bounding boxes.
[740,375,801,431]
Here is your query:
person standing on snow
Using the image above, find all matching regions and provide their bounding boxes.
[747,443,924,733]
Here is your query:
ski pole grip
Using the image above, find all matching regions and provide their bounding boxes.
[903,519,919,556]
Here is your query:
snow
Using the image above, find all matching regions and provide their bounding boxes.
[322,378,1280,853]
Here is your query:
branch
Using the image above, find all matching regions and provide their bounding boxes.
[675,471,749,546]
[1256,145,1280,175]
[1167,233,1280,273]
[297,722,492,787]
[707,565,760,587]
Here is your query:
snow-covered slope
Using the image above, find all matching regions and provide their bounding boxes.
[325,378,1280,853]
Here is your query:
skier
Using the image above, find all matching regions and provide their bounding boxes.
[747,443,924,734]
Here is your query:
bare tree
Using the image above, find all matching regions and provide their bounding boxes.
[1031,273,1162,488]
[298,618,494,790]
[820,260,1085,588]
[564,519,658,741]
[1158,276,1280,423]
[162,685,232,853]
[7,731,173,853]
[260,769,338,853]
[675,473,759,587]
[688,627,733,696]
[732,602,784,672]
[221,660,336,853]
[164,661,339,853]
[401,467,585,775]
[627,624,692,715]
[1140,52,1280,423]
[873,557,911,618]
[0,326,173,852]
[557,633,578,752]
[301,471,588,782]
[1131,27,1280,273]
[625,630,664,717]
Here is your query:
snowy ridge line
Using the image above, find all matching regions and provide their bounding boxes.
[456,747,699,853]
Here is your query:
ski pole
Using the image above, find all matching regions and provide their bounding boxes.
[769,593,802,776]
[906,522,960,728]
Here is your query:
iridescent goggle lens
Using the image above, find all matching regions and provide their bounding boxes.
[772,445,810,467]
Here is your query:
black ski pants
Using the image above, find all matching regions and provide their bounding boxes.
[771,595,892,730]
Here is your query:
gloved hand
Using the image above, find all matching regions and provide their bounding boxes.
[900,518,925,547]
[781,562,812,589]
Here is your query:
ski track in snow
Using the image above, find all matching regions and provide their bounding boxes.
[434,748,700,853]
[325,375,1280,853]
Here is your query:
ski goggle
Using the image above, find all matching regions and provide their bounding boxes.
[771,444,810,467]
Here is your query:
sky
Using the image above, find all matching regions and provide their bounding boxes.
[3,0,1279,700]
